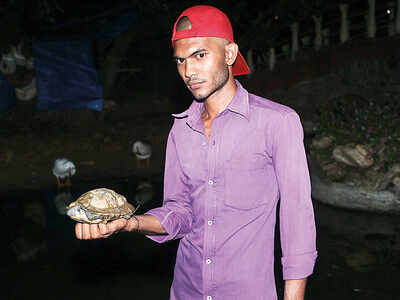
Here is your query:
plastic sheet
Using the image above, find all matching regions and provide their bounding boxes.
[33,39,103,111]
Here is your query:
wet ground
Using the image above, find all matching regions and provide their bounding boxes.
[1,175,399,300]
[1,85,399,299]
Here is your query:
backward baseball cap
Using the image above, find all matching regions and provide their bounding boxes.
[171,5,250,76]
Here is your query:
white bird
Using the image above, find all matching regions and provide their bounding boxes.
[132,140,152,168]
[52,158,76,189]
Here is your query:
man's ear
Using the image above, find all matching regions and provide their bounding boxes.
[225,42,238,66]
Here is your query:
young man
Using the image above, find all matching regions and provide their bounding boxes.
[75,5,317,300]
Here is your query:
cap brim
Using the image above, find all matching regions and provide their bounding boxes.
[233,51,250,76]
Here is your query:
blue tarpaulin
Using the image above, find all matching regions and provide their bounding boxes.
[33,39,103,111]
[0,72,16,111]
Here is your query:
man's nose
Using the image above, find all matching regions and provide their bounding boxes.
[184,59,196,79]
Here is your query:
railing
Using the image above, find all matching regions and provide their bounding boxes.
[251,0,400,72]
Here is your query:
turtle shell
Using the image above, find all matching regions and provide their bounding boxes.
[66,188,135,223]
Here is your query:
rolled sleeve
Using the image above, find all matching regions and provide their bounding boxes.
[281,251,318,280]
[273,112,317,279]
[145,127,193,243]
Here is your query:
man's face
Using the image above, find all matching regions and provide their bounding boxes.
[173,37,229,101]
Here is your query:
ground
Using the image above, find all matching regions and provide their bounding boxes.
[0,95,175,193]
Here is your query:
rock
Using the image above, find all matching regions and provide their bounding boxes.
[312,135,334,149]
[392,177,400,193]
[302,120,316,135]
[333,144,374,168]
[320,161,345,181]
[372,164,400,191]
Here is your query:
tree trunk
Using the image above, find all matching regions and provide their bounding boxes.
[0,48,16,74]
[282,44,290,58]
[290,22,299,61]
[396,0,400,33]
[322,28,330,46]
[388,2,396,36]
[339,3,350,43]
[101,28,136,99]
[269,47,276,71]
[301,35,311,48]
[367,0,376,38]
[313,15,323,51]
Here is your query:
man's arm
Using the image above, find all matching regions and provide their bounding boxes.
[272,112,317,291]
[75,214,167,239]
[284,278,307,300]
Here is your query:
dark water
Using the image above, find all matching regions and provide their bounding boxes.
[1,177,399,300]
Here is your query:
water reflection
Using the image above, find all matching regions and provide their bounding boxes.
[1,179,399,300]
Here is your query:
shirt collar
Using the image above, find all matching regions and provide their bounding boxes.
[226,80,250,121]
[172,79,250,122]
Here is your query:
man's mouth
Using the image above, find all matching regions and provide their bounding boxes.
[187,80,204,89]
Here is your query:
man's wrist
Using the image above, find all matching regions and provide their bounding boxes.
[125,216,140,232]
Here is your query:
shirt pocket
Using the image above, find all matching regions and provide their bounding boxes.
[224,158,268,210]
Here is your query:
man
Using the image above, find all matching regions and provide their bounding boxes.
[75,5,317,300]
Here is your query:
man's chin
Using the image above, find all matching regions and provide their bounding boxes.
[191,91,207,103]
[194,96,206,103]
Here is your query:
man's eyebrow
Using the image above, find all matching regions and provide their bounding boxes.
[173,48,208,60]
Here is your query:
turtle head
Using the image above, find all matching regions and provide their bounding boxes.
[66,205,90,223]
[66,204,103,223]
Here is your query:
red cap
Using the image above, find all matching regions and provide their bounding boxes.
[171,5,250,76]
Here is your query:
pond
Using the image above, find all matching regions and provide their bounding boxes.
[1,176,399,300]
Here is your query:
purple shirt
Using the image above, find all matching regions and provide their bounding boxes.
[146,81,317,300]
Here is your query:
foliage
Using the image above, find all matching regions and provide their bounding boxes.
[313,94,400,170]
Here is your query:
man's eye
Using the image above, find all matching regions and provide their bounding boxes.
[176,58,185,64]
[197,53,206,59]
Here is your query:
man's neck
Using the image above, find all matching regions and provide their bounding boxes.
[202,79,237,120]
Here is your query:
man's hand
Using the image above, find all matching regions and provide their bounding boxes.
[74,214,166,239]
[75,218,129,239]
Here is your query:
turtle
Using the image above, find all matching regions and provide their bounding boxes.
[66,188,136,224]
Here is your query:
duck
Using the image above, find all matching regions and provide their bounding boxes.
[132,140,152,168]
[52,158,76,189]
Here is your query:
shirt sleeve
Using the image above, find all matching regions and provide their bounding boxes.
[145,125,193,243]
[272,111,318,280]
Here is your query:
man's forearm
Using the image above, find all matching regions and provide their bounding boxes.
[284,278,307,300]
[124,214,167,235]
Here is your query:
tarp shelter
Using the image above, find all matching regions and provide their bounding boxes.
[32,9,136,111]
[33,39,103,111]
[0,72,16,111]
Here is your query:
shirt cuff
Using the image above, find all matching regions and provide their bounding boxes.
[281,251,318,280]
[144,208,186,243]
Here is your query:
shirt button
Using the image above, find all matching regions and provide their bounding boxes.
[207,220,213,226]
[212,140,215,145]
[207,296,213,300]
[208,179,214,185]
[206,258,212,264]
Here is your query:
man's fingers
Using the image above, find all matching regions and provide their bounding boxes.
[90,224,100,237]
[82,223,91,239]
[99,223,108,235]
[74,220,124,240]
[75,223,83,239]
